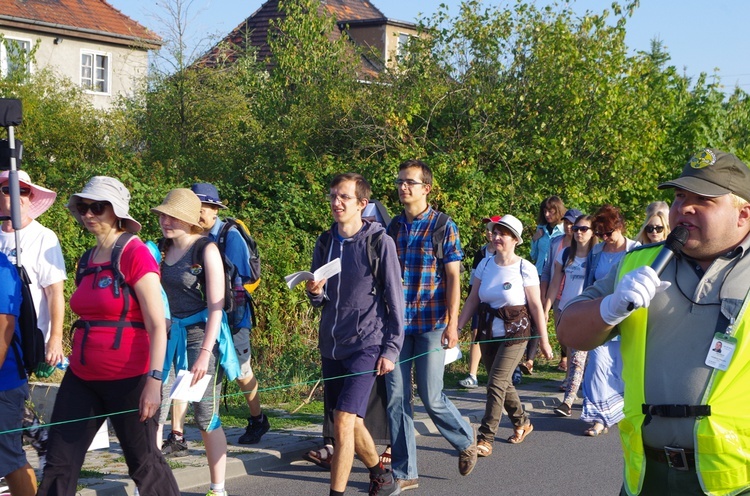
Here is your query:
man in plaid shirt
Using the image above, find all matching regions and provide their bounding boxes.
[382,160,477,494]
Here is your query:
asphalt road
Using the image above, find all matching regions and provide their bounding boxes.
[184,406,623,495]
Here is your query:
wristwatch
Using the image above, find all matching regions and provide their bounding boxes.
[147,369,163,381]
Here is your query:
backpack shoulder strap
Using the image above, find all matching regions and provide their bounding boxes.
[75,247,95,286]
[110,232,136,298]
[192,236,213,269]
[432,211,450,261]
[366,230,385,291]
[386,218,399,241]
[561,247,570,270]
[217,218,235,253]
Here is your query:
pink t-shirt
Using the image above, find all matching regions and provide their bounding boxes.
[69,237,158,381]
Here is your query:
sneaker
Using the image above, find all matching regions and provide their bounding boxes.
[512,367,522,385]
[238,414,271,445]
[206,490,227,496]
[369,469,402,496]
[554,402,572,417]
[458,440,478,476]
[161,432,189,458]
[458,375,478,388]
[397,478,419,491]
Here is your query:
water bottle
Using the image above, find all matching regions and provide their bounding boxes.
[56,357,69,371]
[232,277,246,325]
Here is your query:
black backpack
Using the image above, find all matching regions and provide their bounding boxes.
[158,236,236,318]
[10,265,45,379]
[73,233,145,365]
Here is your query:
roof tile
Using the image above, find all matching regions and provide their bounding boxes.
[0,0,160,44]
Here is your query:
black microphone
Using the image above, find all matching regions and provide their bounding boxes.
[626,226,689,311]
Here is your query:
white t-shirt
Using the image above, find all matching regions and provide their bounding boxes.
[476,257,538,337]
[0,220,67,341]
[556,250,587,311]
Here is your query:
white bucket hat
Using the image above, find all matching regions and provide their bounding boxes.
[67,176,142,233]
[488,214,524,244]
[0,169,57,219]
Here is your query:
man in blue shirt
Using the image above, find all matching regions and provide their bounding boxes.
[0,251,37,495]
[385,160,477,492]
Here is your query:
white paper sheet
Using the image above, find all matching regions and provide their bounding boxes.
[285,258,342,289]
[169,370,212,402]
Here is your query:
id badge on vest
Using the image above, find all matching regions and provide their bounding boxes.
[705,332,737,371]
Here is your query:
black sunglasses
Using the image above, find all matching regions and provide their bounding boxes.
[645,225,665,234]
[0,186,31,197]
[571,226,591,233]
[75,201,109,216]
[595,230,614,238]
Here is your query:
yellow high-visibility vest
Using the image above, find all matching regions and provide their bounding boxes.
[617,247,750,496]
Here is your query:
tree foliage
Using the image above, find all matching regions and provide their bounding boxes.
[4,0,750,396]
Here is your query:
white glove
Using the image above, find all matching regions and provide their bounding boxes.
[599,266,671,326]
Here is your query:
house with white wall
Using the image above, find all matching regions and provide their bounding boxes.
[0,0,161,109]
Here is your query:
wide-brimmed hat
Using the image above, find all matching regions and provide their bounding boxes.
[658,148,750,200]
[0,170,57,219]
[68,176,141,233]
[190,182,227,209]
[563,208,584,224]
[488,214,523,244]
[151,188,202,227]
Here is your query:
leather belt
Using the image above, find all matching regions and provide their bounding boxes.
[643,445,695,471]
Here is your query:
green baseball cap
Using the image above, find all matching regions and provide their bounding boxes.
[658,148,750,201]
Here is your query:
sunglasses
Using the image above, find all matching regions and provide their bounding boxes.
[571,226,591,233]
[75,201,109,216]
[595,230,615,238]
[645,225,665,234]
[0,186,31,197]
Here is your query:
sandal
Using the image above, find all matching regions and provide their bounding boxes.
[583,424,608,437]
[507,423,534,444]
[476,439,493,457]
[303,444,333,470]
[379,445,392,465]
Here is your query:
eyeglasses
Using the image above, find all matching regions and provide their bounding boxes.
[75,201,109,216]
[645,225,665,234]
[0,186,31,197]
[595,230,614,238]
[394,179,427,188]
[571,226,591,233]
[325,193,357,203]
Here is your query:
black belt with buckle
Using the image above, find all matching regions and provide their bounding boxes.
[644,445,695,471]
[641,404,711,426]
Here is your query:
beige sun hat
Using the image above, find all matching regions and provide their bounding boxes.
[67,176,142,233]
[151,188,202,227]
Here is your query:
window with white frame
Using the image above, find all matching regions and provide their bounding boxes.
[396,33,411,59]
[81,51,110,93]
[1,38,32,78]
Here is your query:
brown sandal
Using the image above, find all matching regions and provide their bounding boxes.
[303,444,333,470]
[379,445,392,465]
[507,423,534,444]
[476,440,493,457]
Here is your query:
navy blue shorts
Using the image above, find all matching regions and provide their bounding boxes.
[321,345,380,419]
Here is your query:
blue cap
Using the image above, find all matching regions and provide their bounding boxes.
[190,182,227,209]
[563,208,584,223]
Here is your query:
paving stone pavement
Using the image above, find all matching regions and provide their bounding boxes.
[24,376,569,495]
